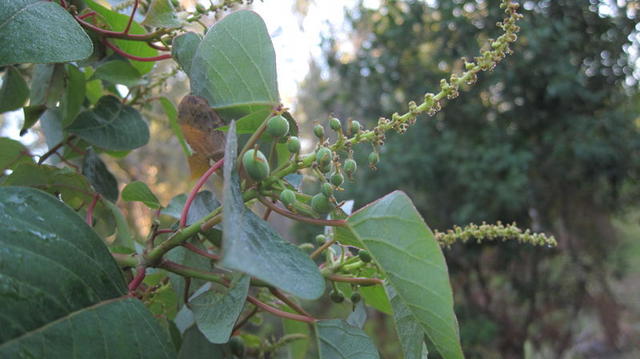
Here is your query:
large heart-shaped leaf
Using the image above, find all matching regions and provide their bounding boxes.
[0,0,92,66]
[315,319,379,359]
[190,10,279,120]
[0,186,175,357]
[338,191,463,359]
[68,95,150,151]
[191,274,250,344]
[221,122,324,300]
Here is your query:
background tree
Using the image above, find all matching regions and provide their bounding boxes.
[298,0,640,357]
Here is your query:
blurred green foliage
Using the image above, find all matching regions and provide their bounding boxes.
[299,0,640,357]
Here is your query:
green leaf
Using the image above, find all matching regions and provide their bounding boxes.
[85,0,158,74]
[161,191,219,225]
[68,95,150,151]
[315,319,380,359]
[61,64,86,127]
[0,137,33,171]
[84,68,103,105]
[142,0,181,28]
[82,147,119,202]
[178,326,228,359]
[21,105,46,135]
[122,180,161,209]
[191,274,250,344]
[0,66,29,113]
[0,186,174,357]
[282,307,310,359]
[219,108,272,134]
[166,243,215,306]
[103,200,134,248]
[172,32,201,75]
[190,10,280,120]
[40,108,64,153]
[29,63,65,107]
[160,97,191,157]
[386,284,425,359]
[0,0,92,66]
[340,191,463,359]
[92,60,142,87]
[221,122,324,300]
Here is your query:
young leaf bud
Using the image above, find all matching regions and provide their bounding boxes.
[321,182,334,197]
[313,124,325,139]
[266,115,289,138]
[287,136,301,154]
[311,193,333,214]
[315,234,326,244]
[358,249,372,263]
[329,117,342,132]
[279,189,296,207]
[242,149,270,181]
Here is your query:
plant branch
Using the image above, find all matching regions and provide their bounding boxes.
[258,196,346,227]
[182,242,220,261]
[123,0,139,35]
[158,260,227,285]
[246,296,317,324]
[37,134,76,164]
[326,274,384,286]
[103,39,172,62]
[310,237,337,260]
[128,266,146,293]
[233,305,258,332]
[86,193,100,226]
[180,158,224,227]
[269,287,312,317]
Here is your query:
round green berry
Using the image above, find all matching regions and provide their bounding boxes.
[315,234,326,244]
[330,172,344,187]
[279,189,296,207]
[358,249,372,263]
[368,152,379,168]
[321,182,334,197]
[266,115,290,138]
[242,149,270,181]
[329,117,342,131]
[351,120,362,133]
[330,289,345,303]
[229,336,245,357]
[319,162,332,174]
[195,3,207,13]
[316,147,332,166]
[311,193,333,214]
[313,124,325,139]
[287,136,301,153]
[343,159,357,177]
[350,292,362,304]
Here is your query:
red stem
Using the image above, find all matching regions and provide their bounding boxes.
[269,287,312,317]
[86,193,100,227]
[156,228,176,235]
[123,0,139,35]
[128,266,146,293]
[258,196,347,227]
[78,11,96,20]
[182,242,220,261]
[246,296,317,324]
[74,16,163,41]
[103,39,172,62]
[180,158,224,227]
[327,274,384,286]
[147,42,171,51]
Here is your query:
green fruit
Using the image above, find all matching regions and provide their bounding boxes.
[266,115,290,138]
[319,162,332,174]
[316,147,332,166]
[242,149,270,181]
[330,173,344,187]
[287,136,301,153]
[351,120,361,133]
[279,189,296,207]
[171,0,180,7]
[350,292,362,303]
[311,193,333,214]
[321,182,334,197]
[196,3,207,13]
[313,124,325,138]
[330,289,345,303]
[358,249,372,263]
[315,234,326,244]
[329,117,342,131]
[368,152,379,168]
[229,336,245,357]
[343,159,357,177]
